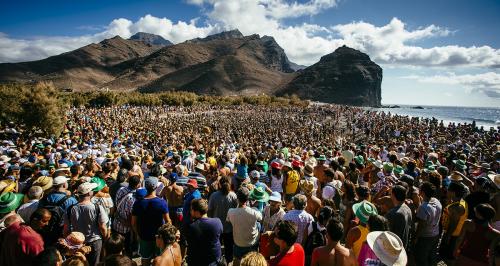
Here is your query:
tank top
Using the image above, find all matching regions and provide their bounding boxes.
[271,174,283,193]
[460,223,495,263]
[442,199,468,236]
[353,224,369,258]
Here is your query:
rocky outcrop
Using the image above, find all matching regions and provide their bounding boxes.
[278,45,382,107]
[186,29,244,43]
[129,32,173,46]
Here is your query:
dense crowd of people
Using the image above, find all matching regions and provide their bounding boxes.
[0,104,498,266]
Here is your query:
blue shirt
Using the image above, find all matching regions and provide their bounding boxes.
[43,192,78,212]
[183,189,201,224]
[131,197,169,241]
[187,217,223,265]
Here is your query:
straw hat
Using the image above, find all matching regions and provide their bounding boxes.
[366,231,407,266]
[63,231,86,250]
[33,176,53,192]
[299,179,314,196]
[0,179,16,195]
[450,172,463,181]
[488,173,500,189]
[304,164,314,176]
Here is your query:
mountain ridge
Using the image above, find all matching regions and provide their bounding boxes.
[0,31,382,106]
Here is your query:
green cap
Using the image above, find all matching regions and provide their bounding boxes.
[90,177,106,192]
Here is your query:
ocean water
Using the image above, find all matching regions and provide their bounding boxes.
[367,105,500,128]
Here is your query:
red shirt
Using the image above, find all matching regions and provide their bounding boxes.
[0,221,44,266]
[269,243,305,266]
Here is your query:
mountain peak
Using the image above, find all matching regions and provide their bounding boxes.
[186,29,244,43]
[129,32,173,46]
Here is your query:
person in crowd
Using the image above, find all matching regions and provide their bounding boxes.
[208,175,238,262]
[17,185,43,222]
[162,173,184,228]
[310,218,357,266]
[357,214,389,266]
[240,251,267,266]
[283,194,315,245]
[454,203,500,266]
[103,233,125,258]
[112,175,141,257]
[262,191,286,232]
[304,206,334,265]
[0,193,44,266]
[385,184,412,249]
[131,177,170,266]
[227,187,262,265]
[65,181,109,266]
[39,175,78,245]
[365,231,407,266]
[346,200,378,258]
[187,198,223,265]
[440,181,468,263]
[414,181,442,266]
[269,220,305,266]
[300,179,322,217]
[153,223,182,266]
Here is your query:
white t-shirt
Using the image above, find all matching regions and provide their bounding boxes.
[226,207,262,247]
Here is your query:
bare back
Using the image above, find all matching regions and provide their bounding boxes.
[153,243,182,266]
[311,244,357,266]
[164,184,184,207]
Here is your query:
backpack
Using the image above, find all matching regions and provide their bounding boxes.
[304,221,326,259]
[39,195,69,244]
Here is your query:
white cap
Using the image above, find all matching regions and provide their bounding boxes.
[77,182,98,195]
[53,176,69,185]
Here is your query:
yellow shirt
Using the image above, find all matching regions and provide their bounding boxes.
[285,170,299,195]
[353,224,369,258]
[442,199,468,236]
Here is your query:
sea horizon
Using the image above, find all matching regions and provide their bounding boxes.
[368,104,500,128]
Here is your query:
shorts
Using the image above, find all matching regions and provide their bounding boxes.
[233,244,258,258]
[138,239,159,259]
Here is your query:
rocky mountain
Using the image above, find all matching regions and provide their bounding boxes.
[0,36,164,90]
[129,32,173,46]
[278,45,382,106]
[185,29,244,43]
[0,31,383,106]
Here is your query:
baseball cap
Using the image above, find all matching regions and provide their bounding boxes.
[77,182,98,195]
[53,176,69,185]
[145,177,159,190]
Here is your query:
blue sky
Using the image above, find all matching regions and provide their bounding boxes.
[1,0,499,107]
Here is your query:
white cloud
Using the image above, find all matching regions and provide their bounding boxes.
[402,72,500,98]
[1,0,500,72]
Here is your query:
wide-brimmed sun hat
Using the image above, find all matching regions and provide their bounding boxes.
[63,231,86,250]
[393,165,404,175]
[0,192,24,213]
[383,162,394,172]
[33,176,53,192]
[367,231,407,266]
[90,177,106,192]
[352,200,378,224]
[0,179,16,195]
[453,159,467,170]
[368,158,383,169]
[354,155,365,165]
[269,191,282,202]
[249,186,269,203]
[450,172,463,181]
[488,173,500,189]
[304,164,314,176]
[299,179,314,195]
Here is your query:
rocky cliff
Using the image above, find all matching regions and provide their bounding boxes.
[278,45,382,107]
[129,32,173,46]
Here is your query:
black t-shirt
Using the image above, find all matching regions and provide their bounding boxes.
[187,217,223,265]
